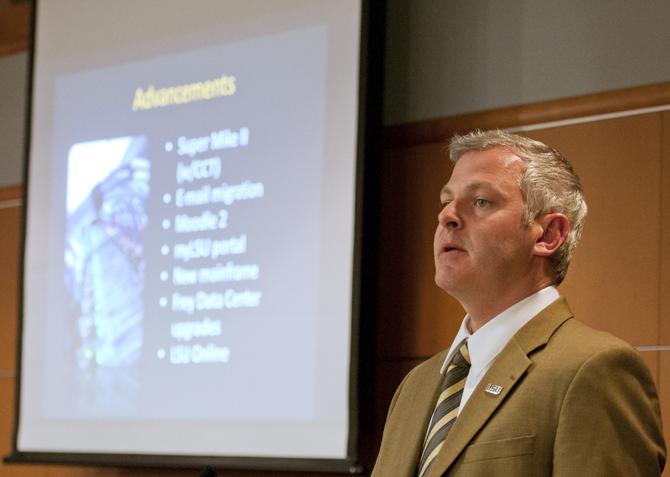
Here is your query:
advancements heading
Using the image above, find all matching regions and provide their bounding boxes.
[132,74,237,111]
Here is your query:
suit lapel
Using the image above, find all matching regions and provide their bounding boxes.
[426,341,531,477]
[427,297,574,476]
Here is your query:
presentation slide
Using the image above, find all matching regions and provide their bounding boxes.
[55,23,324,421]
[17,1,363,466]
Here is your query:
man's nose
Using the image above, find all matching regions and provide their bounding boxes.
[438,202,462,229]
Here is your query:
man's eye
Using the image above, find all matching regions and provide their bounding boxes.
[474,198,490,207]
[440,200,451,209]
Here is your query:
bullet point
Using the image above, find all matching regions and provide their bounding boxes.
[161,245,170,255]
[163,193,171,204]
[159,297,167,307]
[162,219,170,229]
[157,349,166,359]
[160,271,169,281]
[165,142,173,152]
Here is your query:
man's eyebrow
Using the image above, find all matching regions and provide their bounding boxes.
[440,182,497,197]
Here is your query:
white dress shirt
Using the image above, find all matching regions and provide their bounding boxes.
[441,286,560,412]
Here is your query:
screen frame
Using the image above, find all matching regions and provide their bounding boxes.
[5,0,385,473]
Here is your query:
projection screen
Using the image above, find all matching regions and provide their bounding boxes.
[10,0,377,472]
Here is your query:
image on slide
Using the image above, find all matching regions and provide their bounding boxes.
[62,136,150,414]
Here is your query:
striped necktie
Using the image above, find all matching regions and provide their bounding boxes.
[417,340,471,477]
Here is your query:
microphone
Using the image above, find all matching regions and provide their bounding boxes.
[197,466,218,477]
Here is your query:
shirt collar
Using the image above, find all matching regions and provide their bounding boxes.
[440,286,560,374]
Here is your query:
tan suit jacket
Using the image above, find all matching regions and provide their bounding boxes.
[372,298,666,476]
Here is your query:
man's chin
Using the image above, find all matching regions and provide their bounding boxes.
[435,273,463,295]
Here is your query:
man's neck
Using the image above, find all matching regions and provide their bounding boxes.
[462,281,554,333]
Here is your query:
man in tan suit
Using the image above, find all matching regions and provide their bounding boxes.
[372,130,665,476]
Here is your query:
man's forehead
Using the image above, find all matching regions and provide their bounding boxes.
[442,149,524,191]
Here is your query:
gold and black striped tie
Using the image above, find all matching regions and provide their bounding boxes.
[417,340,471,477]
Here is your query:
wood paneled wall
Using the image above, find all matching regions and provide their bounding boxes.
[0,0,31,57]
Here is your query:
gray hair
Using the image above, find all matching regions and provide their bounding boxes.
[448,129,588,285]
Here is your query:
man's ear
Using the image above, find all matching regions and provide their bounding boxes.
[534,213,570,257]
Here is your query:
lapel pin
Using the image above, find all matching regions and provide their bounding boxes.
[485,383,503,395]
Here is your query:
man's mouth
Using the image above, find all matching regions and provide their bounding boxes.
[442,244,464,254]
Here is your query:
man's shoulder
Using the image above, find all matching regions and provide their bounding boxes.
[518,296,640,362]
[535,314,646,375]
[553,316,638,355]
